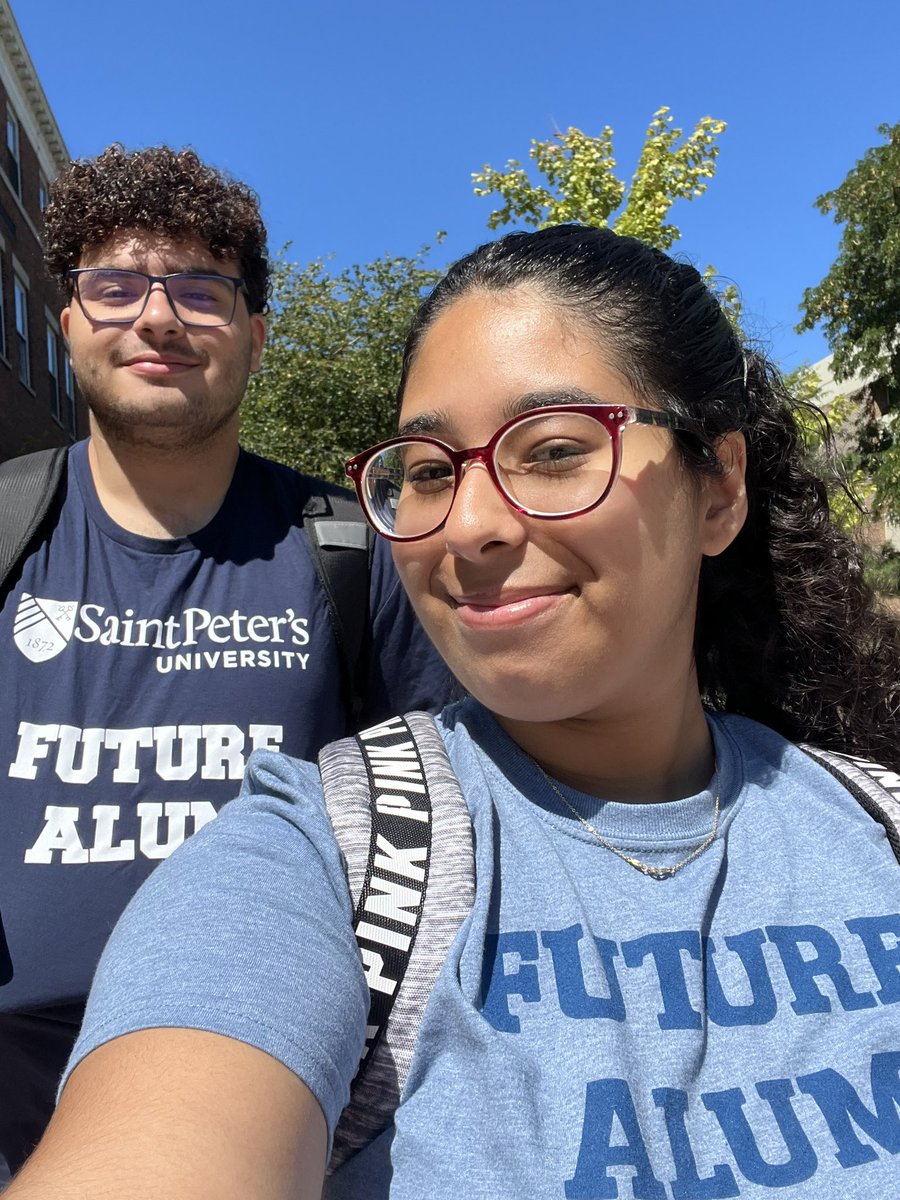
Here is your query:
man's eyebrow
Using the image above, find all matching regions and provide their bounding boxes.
[90,264,232,277]
[161,265,233,277]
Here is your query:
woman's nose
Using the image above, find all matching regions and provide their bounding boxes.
[441,461,526,559]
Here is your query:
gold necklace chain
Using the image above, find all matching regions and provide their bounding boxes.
[537,764,721,880]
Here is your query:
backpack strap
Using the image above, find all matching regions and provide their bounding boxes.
[0,447,68,595]
[303,489,373,725]
[0,449,67,978]
[318,711,475,1171]
[800,745,900,864]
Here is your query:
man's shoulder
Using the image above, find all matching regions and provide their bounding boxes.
[0,446,71,593]
[237,449,362,515]
[0,444,70,480]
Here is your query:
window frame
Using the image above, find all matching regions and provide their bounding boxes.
[14,273,30,387]
[63,350,77,437]
[5,107,21,196]
[0,254,6,361]
[47,322,61,421]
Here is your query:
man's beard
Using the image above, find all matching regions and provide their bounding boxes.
[75,347,249,452]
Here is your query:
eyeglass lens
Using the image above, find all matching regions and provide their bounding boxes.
[362,410,616,538]
[75,270,239,326]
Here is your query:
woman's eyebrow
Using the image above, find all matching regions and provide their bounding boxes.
[396,409,455,438]
[504,387,605,420]
[396,389,607,439]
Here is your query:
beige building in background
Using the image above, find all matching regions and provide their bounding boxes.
[810,351,900,551]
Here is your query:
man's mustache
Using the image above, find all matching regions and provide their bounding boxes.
[107,344,207,369]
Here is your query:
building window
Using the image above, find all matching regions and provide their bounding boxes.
[0,257,6,361]
[14,275,29,386]
[64,351,77,436]
[6,109,20,195]
[39,173,50,212]
[47,325,61,420]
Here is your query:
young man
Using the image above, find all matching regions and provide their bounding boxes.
[0,145,451,1178]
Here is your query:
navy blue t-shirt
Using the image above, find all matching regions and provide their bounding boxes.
[0,440,452,1171]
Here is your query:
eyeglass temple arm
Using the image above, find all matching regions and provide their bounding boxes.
[630,406,720,457]
[629,408,683,432]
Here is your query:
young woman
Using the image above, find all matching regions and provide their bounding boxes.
[10,225,900,1200]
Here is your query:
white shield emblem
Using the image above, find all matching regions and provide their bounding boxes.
[13,594,78,663]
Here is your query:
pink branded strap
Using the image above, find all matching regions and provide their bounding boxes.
[318,710,474,1171]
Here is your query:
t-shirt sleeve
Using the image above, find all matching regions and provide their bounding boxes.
[61,751,368,1138]
[364,536,458,721]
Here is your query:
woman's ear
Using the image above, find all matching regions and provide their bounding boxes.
[701,431,748,557]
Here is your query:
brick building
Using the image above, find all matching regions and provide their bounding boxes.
[0,1,85,463]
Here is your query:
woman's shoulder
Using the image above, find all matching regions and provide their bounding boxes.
[239,747,324,808]
[712,711,900,858]
[711,710,897,785]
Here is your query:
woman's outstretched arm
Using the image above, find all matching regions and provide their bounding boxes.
[6,751,370,1199]
[9,1028,327,1200]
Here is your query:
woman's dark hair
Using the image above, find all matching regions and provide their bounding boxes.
[44,145,269,314]
[400,224,900,762]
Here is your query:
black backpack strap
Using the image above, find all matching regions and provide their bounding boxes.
[0,447,68,594]
[800,745,900,864]
[318,711,475,1171]
[303,489,373,725]
[0,447,67,989]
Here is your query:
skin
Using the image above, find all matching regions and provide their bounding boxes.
[392,289,748,802]
[61,232,266,538]
[7,1030,327,1200]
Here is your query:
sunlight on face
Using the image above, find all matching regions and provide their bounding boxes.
[61,234,265,449]
[391,289,716,727]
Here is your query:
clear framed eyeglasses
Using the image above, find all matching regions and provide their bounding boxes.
[67,269,249,328]
[346,404,686,542]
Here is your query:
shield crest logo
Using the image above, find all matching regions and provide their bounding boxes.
[13,594,78,663]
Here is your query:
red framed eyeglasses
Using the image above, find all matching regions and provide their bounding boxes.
[345,404,686,543]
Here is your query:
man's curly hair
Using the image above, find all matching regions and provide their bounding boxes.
[44,144,269,313]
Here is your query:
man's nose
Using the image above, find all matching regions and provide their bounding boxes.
[137,282,185,333]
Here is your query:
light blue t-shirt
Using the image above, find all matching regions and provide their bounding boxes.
[66,702,900,1198]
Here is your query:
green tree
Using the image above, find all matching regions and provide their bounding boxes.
[788,365,874,532]
[243,110,731,484]
[797,122,900,389]
[789,364,900,595]
[471,107,726,251]
[796,123,900,557]
[472,108,741,327]
[241,246,440,482]
[845,400,900,524]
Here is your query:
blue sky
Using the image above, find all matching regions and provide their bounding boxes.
[16,0,899,371]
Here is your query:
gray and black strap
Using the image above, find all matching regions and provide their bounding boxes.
[801,745,900,864]
[319,711,475,1171]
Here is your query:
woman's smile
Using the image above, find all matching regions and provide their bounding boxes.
[449,586,575,631]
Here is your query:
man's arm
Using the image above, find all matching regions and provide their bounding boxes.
[9,1029,326,1200]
